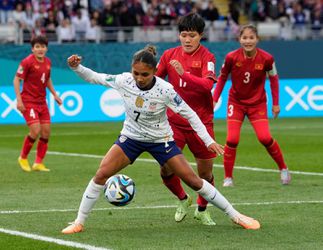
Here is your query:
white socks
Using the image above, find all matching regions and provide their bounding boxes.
[75,179,104,225]
[197,179,239,219]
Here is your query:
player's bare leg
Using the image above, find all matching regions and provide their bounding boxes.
[167,155,260,229]
[62,145,131,234]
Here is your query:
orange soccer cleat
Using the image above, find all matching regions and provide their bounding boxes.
[232,213,261,230]
[61,222,84,234]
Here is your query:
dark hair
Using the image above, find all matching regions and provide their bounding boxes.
[239,24,258,37]
[31,35,48,47]
[178,12,205,34]
[132,45,157,69]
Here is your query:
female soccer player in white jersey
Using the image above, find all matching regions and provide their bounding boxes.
[61,45,260,234]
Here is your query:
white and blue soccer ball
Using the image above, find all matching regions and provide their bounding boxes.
[104,174,135,206]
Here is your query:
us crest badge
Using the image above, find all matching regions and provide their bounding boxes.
[135,96,144,108]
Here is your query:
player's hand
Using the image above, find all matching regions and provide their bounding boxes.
[16,99,25,113]
[208,142,224,156]
[54,95,63,106]
[170,60,184,76]
[67,55,82,68]
[272,105,280,119]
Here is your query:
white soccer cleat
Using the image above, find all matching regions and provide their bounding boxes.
[223,177,234,187]
[280,169,291,185]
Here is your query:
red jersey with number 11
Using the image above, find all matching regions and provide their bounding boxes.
[16,54,51,104]
[213,48,278,106]
[156,45,216,130]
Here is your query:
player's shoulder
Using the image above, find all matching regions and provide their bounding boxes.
[225,48,241,62]
[155,76,174,90]
[118,72,133,82]
[257,48,273,60]
[44,56,51,65]
[197,45,214,59]
[21,54,34,64]
[162,46,182,57]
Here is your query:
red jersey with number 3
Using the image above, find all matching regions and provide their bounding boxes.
[156,45,216,130]
[214,48,277,106]
[16,54,51,104]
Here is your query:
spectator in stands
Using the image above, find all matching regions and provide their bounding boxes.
[291,2,308,39]
[142,6,158,29]
[71,8,90,42]
[44,10,59,35]
[12,2,27,29]
[0,0,14,24]
[32,17,46,37]
[85,18,100,42]
[310,9,322,39]
[157,5,175,26]
[202,1,220,21]
[57,18,75,43]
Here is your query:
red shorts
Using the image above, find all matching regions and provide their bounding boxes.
[22,103,51,126]
[171,123,216,159]
[227,101,268,122]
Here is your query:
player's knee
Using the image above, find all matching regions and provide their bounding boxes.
[160,165,173,177]
[226,141,238,148]
[258,137,273,147]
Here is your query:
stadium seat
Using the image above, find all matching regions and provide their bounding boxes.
[257,22,281,39]
[0,24,18,44]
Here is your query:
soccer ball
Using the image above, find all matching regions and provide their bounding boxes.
[104,174,135,206]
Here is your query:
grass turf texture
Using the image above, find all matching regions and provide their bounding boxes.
[0,117,322,249]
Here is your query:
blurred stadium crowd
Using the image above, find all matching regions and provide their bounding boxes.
[0,0,322,43]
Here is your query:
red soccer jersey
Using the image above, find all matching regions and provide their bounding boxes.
[16,54,51,104]
[156,45,216,130]
[213,48,279,106]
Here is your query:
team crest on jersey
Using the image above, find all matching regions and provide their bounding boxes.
[236,62,242,67]
[135,96,144,108]
[192,61,201,68]
[119,135,127,143]
[148,102,157,111]
[173,94,183,106]
[34,65,40,69]
[17,65,24,74]
[255,64,264,70]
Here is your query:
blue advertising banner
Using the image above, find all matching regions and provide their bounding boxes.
[1,79,322,124]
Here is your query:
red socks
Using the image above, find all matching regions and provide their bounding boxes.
[224,145,237,178]
[20,136,49,164]
[162,174,186,200]
[20,135,36,159]
[35,137,49,164]
[266,140,287,170]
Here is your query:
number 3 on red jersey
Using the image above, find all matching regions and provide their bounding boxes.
[228,104,234,117]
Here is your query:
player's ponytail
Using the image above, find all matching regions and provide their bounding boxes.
[132,45,157,69]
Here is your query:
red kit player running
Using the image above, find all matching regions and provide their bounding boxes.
[13,35,62,172]
[213,24,291,187]
[156,13,218,225]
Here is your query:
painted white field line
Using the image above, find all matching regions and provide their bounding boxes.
[1,200,322,215]
[47,151,323,177]
[0,228,109,250]
[0,131,115,138]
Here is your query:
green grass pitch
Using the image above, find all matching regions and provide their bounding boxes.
[0,117,322,250]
